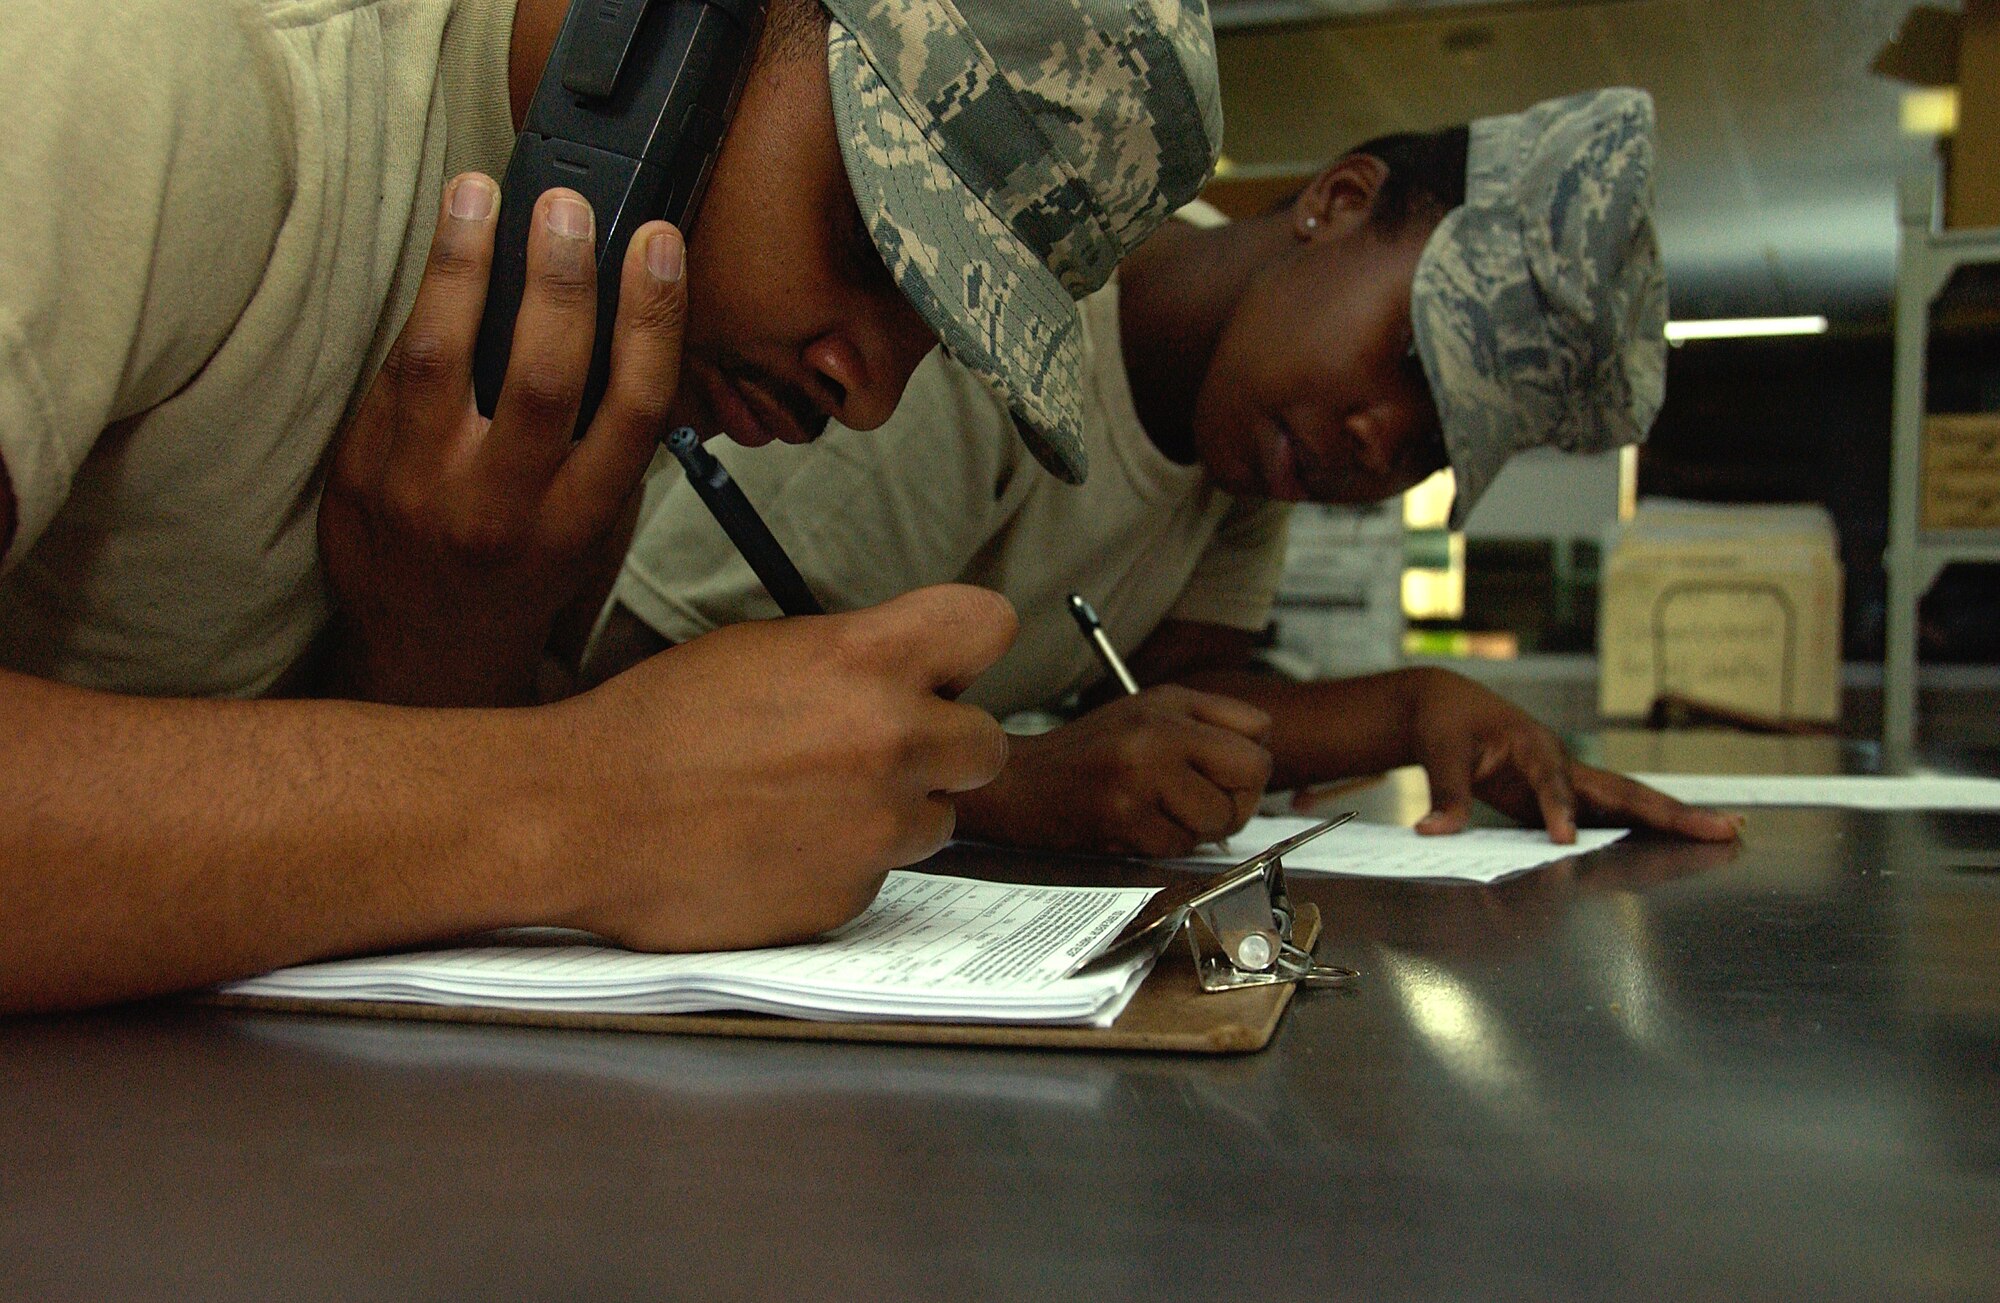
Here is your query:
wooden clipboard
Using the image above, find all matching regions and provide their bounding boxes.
[205,904,1318,1056]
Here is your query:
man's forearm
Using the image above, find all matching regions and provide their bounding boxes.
[2,586,1027,1012]
[1168,666,1436,790]
[0,670,562,1013]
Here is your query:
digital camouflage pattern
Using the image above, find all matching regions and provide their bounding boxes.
[823,0,1223,483]
[1410,88,1667,529]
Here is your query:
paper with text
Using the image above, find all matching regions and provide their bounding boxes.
[1177,816,1628,883]
[224,873,1160,1027]
[1630,772,2000,810]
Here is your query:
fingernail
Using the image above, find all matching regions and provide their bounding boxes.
[449,176,495,222]
[647,228,684,282]
[547,194,592,240]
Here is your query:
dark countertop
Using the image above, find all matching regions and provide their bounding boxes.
[4,784,1997,1300]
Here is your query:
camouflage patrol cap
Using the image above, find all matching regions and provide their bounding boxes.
[1409,88,1667,530]
[822,0,1224,484]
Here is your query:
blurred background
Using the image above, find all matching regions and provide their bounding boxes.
[1201,0,2000,754]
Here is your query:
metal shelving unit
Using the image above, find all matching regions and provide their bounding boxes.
[1883,176,2000,772]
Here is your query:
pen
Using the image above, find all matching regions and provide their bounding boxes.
[665,426,825,617]
[1066,592,1140,695]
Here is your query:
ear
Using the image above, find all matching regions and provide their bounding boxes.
[1290,154,1392,242]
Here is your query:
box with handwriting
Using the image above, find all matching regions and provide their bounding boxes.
[1597,501,1842,722]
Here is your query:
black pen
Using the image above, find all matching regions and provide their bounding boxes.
[665,426,824,617]
[1066,593,1140,695]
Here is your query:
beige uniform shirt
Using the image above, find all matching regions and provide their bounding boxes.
[612,270,1292,720]
[0,0,517,695]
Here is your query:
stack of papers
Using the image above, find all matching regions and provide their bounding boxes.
[224,873,1160,1028]
[1178,815,1629,884]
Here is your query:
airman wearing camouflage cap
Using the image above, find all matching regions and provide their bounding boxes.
[1412,88,1666,529]
[826,0,1225,483]
[596,81,1740,862]
[0,0,1241,1010]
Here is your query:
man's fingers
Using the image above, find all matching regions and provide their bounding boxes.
[1523,747,1579,844]
[921,700,1011,796]
[487,189,600,491]
[368,173,500,460]
[889,794,966,868]
[1415,803,1471,835]
[843,585,1020,696]
[1182,727,1274,823]
[555,223,688,548]
[809,587,1016,808]
[1156,763,1244,845]
[1112,806,1205,860]
[1415,734,1478,835]
[1172,686,1273,744]
[1573,765,1745,842]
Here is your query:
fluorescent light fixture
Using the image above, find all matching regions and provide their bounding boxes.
[1665,315,1829,344]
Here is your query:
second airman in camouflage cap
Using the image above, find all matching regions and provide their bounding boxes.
[824,0,1225,484]
[1411,88,1667,529]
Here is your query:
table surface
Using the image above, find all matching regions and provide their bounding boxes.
[5,755,1999,1302]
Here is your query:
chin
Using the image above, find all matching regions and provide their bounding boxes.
[1213,463,1262,499]
[1186,424,1234,483]
[664,388,706,439]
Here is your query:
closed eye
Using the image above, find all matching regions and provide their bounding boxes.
[839,192,898,296]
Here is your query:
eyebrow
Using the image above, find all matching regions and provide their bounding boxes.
[1400,334,1430,391]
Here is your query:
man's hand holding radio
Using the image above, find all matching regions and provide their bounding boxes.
[319,175,685,707]
[312,174,1019,935]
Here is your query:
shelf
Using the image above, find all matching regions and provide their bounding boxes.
[1917,530,2000,561]
[1883,174,2000,772]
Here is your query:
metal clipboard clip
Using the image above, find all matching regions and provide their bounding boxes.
[1078,813,1360,992]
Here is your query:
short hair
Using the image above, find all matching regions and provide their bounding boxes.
[1270,124,1471,236]
[1350,126,1471,233]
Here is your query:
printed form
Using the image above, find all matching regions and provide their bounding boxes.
[223,873,1161,1027]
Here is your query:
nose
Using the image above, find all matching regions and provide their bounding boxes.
[802,297,938,431]
[1345,397,1431,479]
[1343,406,1397,477]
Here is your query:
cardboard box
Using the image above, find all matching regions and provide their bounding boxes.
[1950,0,2000,229]
[1922,413,2000,528]
[1598,502,1843,722]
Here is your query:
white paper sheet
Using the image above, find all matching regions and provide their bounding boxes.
[223,872,1160,1027]
[1176,815,1629,883]
[1629,772,2000,810]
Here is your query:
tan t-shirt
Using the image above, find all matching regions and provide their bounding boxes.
[0,0,517,696]
[611,273,1292,720]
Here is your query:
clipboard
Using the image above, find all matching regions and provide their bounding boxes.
[206,904,1318,1055]
[205,817,1356,1055]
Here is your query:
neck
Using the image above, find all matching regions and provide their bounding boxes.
[1118,212,1288,464]
[509,0,568,131]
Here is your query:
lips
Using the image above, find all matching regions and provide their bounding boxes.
[701,366,771,447]
[1254,422,1309,501]
[700,365,821,448]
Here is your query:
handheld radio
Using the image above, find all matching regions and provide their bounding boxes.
[473,0,768,435]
